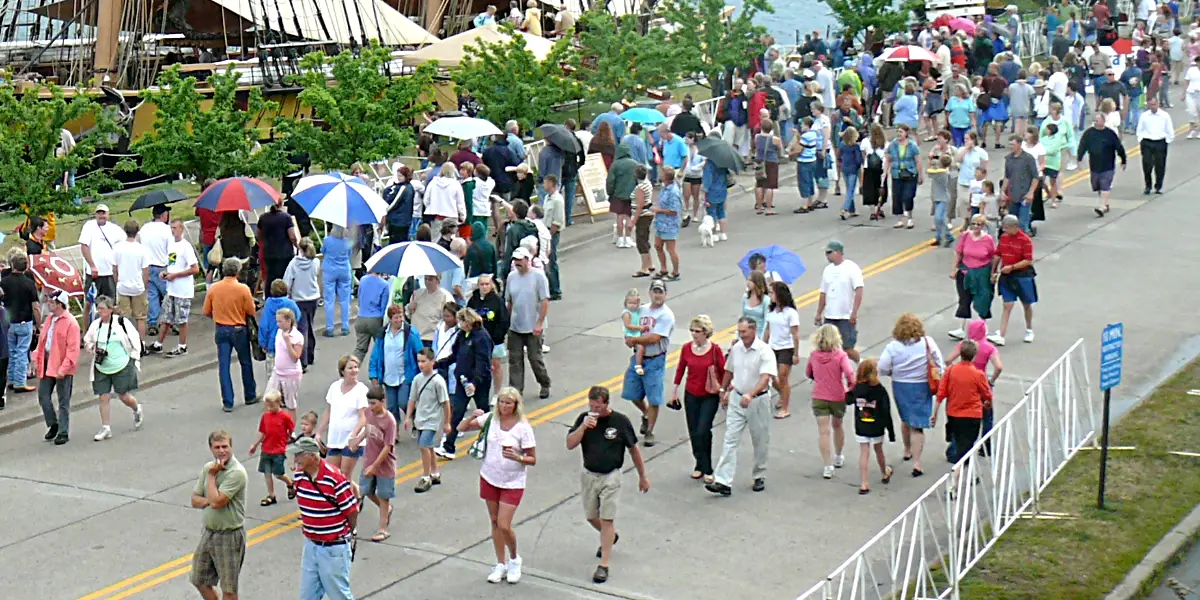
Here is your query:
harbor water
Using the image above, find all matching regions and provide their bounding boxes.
[726,0,841,46]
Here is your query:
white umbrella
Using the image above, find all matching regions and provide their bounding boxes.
[424,116,503,140]
[880,45,940,63]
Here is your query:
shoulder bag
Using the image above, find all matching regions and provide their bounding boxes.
[704,344,722,395]
[467,413,492,460]
[247,314,266,362]
[924,337,942,394]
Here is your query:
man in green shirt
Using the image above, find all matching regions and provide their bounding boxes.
[190,430,248,600]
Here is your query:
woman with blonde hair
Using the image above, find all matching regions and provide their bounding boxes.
[671,315,726,483]
[318,354,369,477]
[878,313,944,477]
[459,386,537,583]
[1099,98,1121,134]
[805,324,855,479]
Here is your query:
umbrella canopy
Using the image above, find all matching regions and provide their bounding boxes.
[31,252,85,296]
[1110,38,1134,55]
[292,172,389,227]
[622,107,666,125]
[194,177,280,212]
[737,245,807,284]
[695,136,743,173]
[880,45,939,63]
[538,124,581,152]
[402,24,555,68]
[365,241,463,278]
[129,188,188,213]
[949,17,976,36]
[424,116,503,140]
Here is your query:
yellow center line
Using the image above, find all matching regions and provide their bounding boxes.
[77,125,1173,600]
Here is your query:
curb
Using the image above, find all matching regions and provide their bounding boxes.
[1105,501,1200,600]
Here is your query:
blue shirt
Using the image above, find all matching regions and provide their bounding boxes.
[946,96,976,129]
[655,183,682,235]
[957,147,988,185]
[620,134,649,164]
[382,326,407,386]
[320,235,352,274]
[592,111,626,139]
[886,139,920,179]
[701,161,728,202]
[441,266,466,304]
[661,135,687,169]
[837,142,863,173]
[797,129,820,162]
[893,95,919,128]
[506,133,527,161]
[357,274,390,319]
[779,79,803,107]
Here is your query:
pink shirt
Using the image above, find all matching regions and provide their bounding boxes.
[476,414,536,489]
[274,328,303,378]
[956,233,996,270]
[805,349,855,402]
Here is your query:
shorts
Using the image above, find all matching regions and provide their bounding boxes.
[93,361,139,396]
[361,474,396,500]
[622,353,665,407]
[257,453,286,476]
[86,274,116,301]
[655,228,678,242]
[479,476,525,506]
[326,446,364,458]
[162,296,192,325]
[1043,168,1059,179]
[634,214,653,254]
[856,435,884,445]
[998,273,1038,304]
[1090,169,1115,192]
[811,398,847,419]
[491,342,508,360]
[705,200,726,221]
[773,347,795,365]
[190,527,246,595]
[417,429,438,448]
[266,373,302,410]
[683,176,703,185]
[610,197,632,216]
[823,318,858,349]
[581,470,621,521]
[117,293,148,320]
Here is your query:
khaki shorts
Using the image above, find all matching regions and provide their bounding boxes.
[117,293,148,320]
[189,527,246,594]
[811,398,847,419]
[581,470,621,521]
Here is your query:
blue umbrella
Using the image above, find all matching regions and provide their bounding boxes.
[738,245,807,284]
[292,172,388,227]
[622,107,666,125]
[365,241,463,278]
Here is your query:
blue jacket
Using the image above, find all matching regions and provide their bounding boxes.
[321,235,352,274]
[701,160,728,203]
[368,323,423,384]
[537,144,564,183]
[448,327,494,390]
[259,296,302,353]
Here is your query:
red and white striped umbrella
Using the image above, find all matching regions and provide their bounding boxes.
[30,252,84,296]
[880,45,940,63]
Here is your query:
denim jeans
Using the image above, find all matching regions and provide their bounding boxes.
[384,382,411,426]
[147,265,167,326]
[299,539,354,600]
[1125,104,1142,131]
[548,231,561,297]
[934,200,952,244]
[323,267,352,333]
[7,320,33,386]
[797,160,817,199]
[442,378,492,454]
[215,325,257,408]
[841,172,859,213]
[562,176,578,226]
[1012,200,1032,233]
[780,119,795,146]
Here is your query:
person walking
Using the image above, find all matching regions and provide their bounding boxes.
[1183,55,1200,138]
[190,430,248,600]
[440,307,494,459]
[1,254,39,393]
[505,247,551,400]
[947,215,997,340]
[468,274,509,396]
[542,175,565,300]
[566,385,650,584]
[353,271,390,361]
[1136,97,1174,194]
[706,317,776,496]
[860,124,888,220]
[148,219,200,356]
[883,124,924,229]
[319,355,369,482]
[878,313,944,478]
[700,138,730,240]
[629,166,656,278]
[933,341,993,489]
[653,168,682,281]
[1075,113,1127,218]
[807,324,855,479]
[764,281,800,419]
[32,291,79,445]
[355,384,396,543]
[112,219,150,342]
[139,205,172,336]
[989,214,1039,346]
[458,387,537,583]
[850,358,895,495]
[671,315,725,483]
[815,240,864,363]
[622,279,675,447]
[368,304,423,430]
[1002,135,1040,233]
[284,238,320,369]
[85,297,145,441]
[944,319,1004,459]
[78,204,124,332]
[291,436,359,600]
[256,202,297,288]
[321,226,354,337]
[204,258,259,411]
[753,118,783,214]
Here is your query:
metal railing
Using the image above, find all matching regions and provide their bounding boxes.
[796,339,1096,600]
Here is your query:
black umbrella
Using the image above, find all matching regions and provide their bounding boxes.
[538,124,582,153]
[695,136,743,173]
[129,188,188,213]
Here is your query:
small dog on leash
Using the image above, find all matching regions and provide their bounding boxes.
[697,215,716,247]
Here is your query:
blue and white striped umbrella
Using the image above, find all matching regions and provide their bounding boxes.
[365,241,463,279]
[292,172,388,227]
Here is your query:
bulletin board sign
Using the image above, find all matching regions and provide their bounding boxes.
[576,153,610,219]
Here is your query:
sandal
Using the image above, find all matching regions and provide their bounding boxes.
[906,219,915,229]
[666,273,680,281]
[703,475,715,484]
[773,411,791,419]
[793,206,812,214]
[286,483,297,500]
[691,471,704,480]
[764,210,778,215]
[371,531,390,543]
[882,465,894,484]
[812,201,829,209]
[859,487,870,495]
[632,271,652,278]
[902,454,912,461]
[260,496,278,507]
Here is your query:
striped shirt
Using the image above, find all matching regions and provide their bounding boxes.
[294,461,358,542]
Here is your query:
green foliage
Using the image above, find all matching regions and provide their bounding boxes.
[453,26,582,131]
[660,0,773,87]
[133,66,290,184]
[0,82,126,219]
[572,10,683,102]
[279,41,437,171]
[824,0,917,38]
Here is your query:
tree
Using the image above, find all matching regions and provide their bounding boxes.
[133,66,291,183]
[572,10,684,103]
[454,27,582,131]
[660,0,773,90]
[0,82,127,220]
[824,0,920,39]
[278,41,437,171]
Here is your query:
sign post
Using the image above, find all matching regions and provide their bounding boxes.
[1097,322,1123,509]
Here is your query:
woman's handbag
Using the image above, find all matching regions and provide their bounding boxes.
[924,337,942,394]
[467,413,492,460]
[704,345,722,395]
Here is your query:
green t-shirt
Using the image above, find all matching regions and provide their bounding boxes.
[193,457,248,531]
[95,321,131,375]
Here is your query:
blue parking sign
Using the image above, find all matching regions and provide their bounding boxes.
[1100,323,1123,391]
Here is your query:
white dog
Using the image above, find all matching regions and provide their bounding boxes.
[697,215,716,247]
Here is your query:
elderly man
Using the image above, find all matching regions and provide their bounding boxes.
[78,203,125,331]
[1076,112,1127,218]
[190,430,248,600]
[657,124,688,175]
[706,317,777,496]
[1136,97,1174,194]
[592,102,627,139]
[505,247,550,399]
[292,436,359,600]
[989,214,1038,346]
[204,258,258,412]
[473,3,497,27]
[622,279,676,447]
[505,120,527,162]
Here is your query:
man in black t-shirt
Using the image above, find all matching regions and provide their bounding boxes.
[0,254,41,393]
[255,204,297,291]
[566,385,650,585]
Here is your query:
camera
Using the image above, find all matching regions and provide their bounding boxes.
[94,347,109,362]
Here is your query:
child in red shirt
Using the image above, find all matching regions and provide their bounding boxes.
[249,391,295,505]
[934,341,993,477]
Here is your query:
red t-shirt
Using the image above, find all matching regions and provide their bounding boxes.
[258,410,295,455]
[674,342,727,397]
[196,207,221,245]
[995,230,1034,268]
[748,91,767,130]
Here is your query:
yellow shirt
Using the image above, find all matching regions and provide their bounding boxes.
[525,7,542,35]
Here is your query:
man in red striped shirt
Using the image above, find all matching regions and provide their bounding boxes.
[292,437,359,599]
[989,214,1037,347]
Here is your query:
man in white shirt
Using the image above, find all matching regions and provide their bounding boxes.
[812,62,836,111]
[933,37,953,81]
[78,204,125,331]
[112,219,150,341]
[815,240,864,362]
[138,205,173,335]
[1136,97,1174,194]
[150,219,199,356]
[706,317,777,496]
[1047,65,1070,103]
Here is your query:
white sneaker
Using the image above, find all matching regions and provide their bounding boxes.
[834,454,845,468]
[541,344,550,354]
[1023,329,1035,343]
[718,232,728,241]
[823,465,835,479]
[93,426,112,442]
[987,332,1006,346]
[506,555,523,583]
[947,328,966,340]
[1066,159,1079,171]
[487,563,507,583]
[433,447,455,460]
[133,405,144,429]
[1189,131,1198,139]
[622,237,633,248]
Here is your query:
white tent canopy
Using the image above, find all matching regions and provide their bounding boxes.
[541,0,646,16]
[401,24,555,68]
[208,0,438,47]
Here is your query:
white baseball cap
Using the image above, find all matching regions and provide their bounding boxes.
[53,290,71,307]
[95,204,110,213]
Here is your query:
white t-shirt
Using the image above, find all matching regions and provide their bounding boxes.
[138,220,173,267]
[325,380,369,449]
[476,415,536,489]
[637,302,676,357]
[969,178,986,207]
[165,238,198,299]
[765,307,800,350]
[112,240,149,296]
[78,220,125,276]
[820,259,865,320]
[1187,66,1200,93]
[1022,142,1046,174]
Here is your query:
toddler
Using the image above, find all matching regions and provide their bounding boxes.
[248,391,295,505]
[406,348,450,493]
[981,180,1000,226]
[621,289,649,375]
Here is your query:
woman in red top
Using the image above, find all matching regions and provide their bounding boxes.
[671,315,726,484]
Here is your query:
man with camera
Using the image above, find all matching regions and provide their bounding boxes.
[292,436,359,599]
